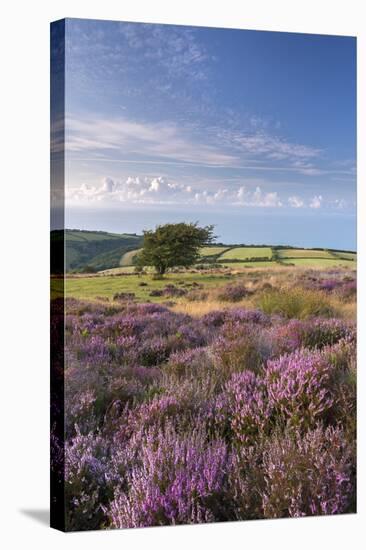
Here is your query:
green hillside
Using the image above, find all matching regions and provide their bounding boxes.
[51,230,143,272]
[51,232,357,274]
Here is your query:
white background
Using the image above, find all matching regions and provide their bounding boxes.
[0,0,365,548]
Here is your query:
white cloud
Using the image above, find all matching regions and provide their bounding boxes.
[219,130,321,162]
[309,195,323,209]
[67,176,284,208]
[288,196,305,208]
[333,198,347,209]
[250,186,283,207]
[66,115,237,167]
[67,175,349,213]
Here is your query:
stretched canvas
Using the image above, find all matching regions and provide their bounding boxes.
[50,18,357,531]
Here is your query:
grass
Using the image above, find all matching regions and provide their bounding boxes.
[61,264,356,322]
[65,272,237,302]
[220,247,272,260]
[199,246,229,257]
[278,248,333,259]
[119,249,140,266]
[56,229,143,272]
[171,298,253,317]
[333,252,356,261]
[220,261,275,268]
[99,266,139,275]
[281,258,355,268]
[257,287,335,319]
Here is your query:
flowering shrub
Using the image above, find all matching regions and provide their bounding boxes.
[65,430,112,531]
[217,284,251,302]
[261,425,355,517]
[62,275,356,530]
[219,370,272,444]
[108,425,228,528]
[164,347,212,378]
[267,318,355,356]
[265,349,334,429]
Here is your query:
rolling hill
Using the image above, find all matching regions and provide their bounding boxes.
[51,229,143,273]
[51,231,357,273]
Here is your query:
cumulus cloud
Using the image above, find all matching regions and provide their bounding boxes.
[67,176,285,208]
[288,196,305,208]
[67,176,349,212]
[309,195,323,209]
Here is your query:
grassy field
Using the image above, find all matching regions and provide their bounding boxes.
[333,251,357,261]
[281,258,356,268]
[220,247,272,260]
[199,246,229,257]
[56,229,143,272]
[57,230,357,274]
[60,260,357,309]
[119,249,140,266]
[278,248,333,259]
[220,261,275,268]
[64,272,237,302]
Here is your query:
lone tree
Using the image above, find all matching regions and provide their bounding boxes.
[134,222,215,275]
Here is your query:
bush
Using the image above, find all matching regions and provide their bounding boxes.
[108,425,229,528]
[217,370,271,444]
[257,288,334,319]
[63,295,357,529]
[217,284,251,302]
[261,425,355,517]
[265,348,334,430]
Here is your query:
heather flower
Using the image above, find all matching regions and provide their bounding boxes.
[216,370,271,444]
[108,425,229,528]
[267,318,355,356]
[212,322,263,376]
[65,429,113,531]
[123,395,183,437]
[265,348,334,429]
[261,425,355,518]
[217,284,251,302]
[61,295,356,530]
[165,347,212,378]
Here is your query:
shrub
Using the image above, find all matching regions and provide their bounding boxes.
[217,284,251,302]
[267,318,355,356]
[113,292,136,301]
[258,288,334,319]
[265,348,334,429]
[108,425,229,527]
[164,347,212,378]
[261,425,355,517]
[213,335,262,376]
[216,370,271,444]
[65,430,112,531]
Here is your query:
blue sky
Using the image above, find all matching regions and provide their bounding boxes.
[60,18,356,248]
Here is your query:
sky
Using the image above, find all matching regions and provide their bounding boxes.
[54,18,356,249]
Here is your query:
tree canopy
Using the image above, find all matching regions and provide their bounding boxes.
[134,222,215,275]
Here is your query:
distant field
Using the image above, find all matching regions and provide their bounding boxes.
[120,249,140,266]
[100,266,137,275]
[56,229,143,272]
[64,273,236,302]
[66,231,127,242]
[281,258,355,268]
[221,261,275,268]
[199,246,229,257]
[278,248,333,259]
[333,251,356,261]
[220,247,272,260]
